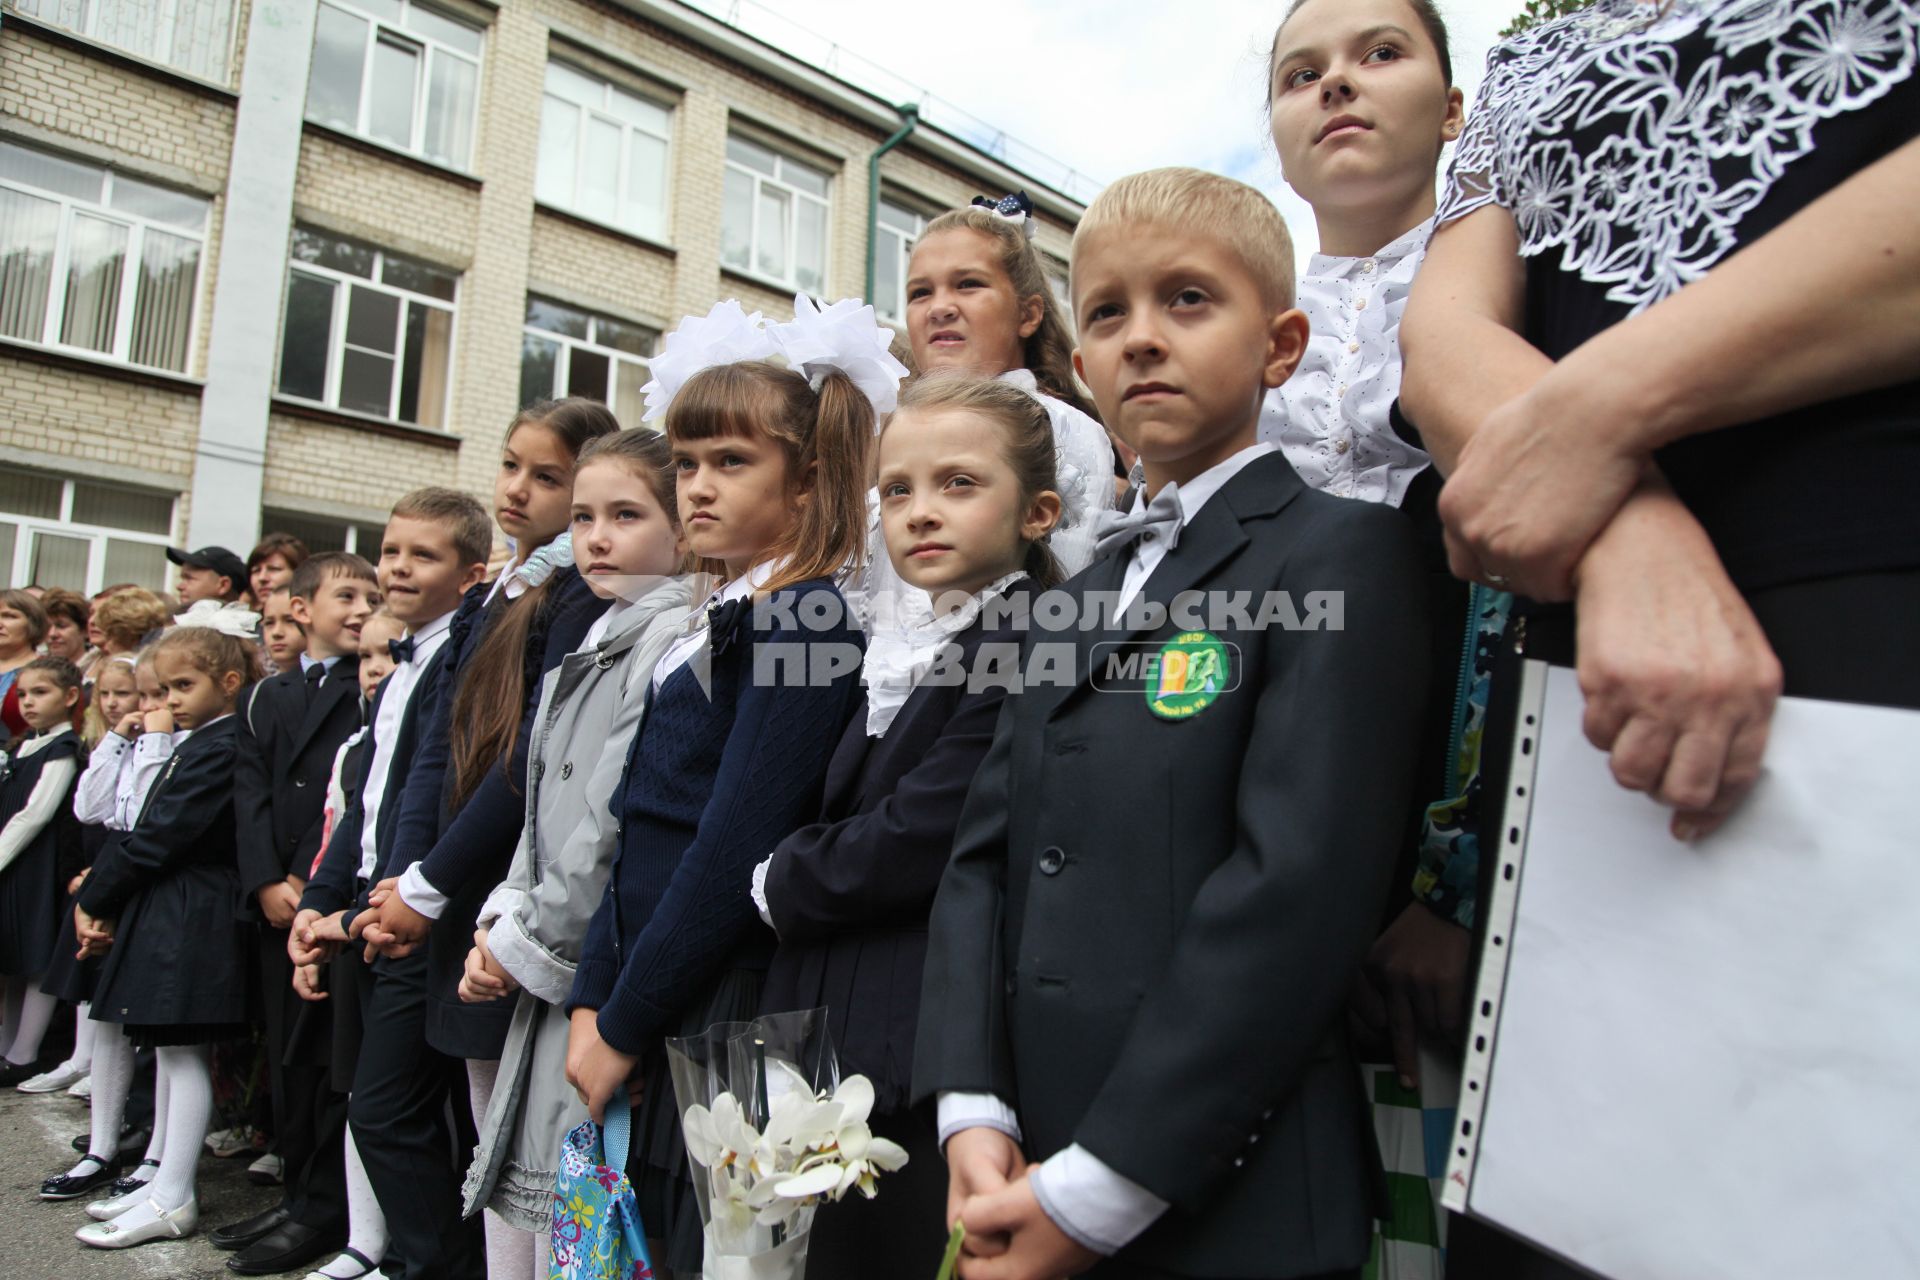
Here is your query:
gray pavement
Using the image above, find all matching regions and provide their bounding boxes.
[0,1083,282,1280]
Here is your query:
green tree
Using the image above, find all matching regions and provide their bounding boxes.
[1501,0,1590,39]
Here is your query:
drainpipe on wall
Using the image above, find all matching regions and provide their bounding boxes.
[864,103,920,307]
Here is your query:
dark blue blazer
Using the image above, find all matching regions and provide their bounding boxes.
[759,601,1016,1114]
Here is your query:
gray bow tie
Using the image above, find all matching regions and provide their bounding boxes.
[1093,482,1184,557]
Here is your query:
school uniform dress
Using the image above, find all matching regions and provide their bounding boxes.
[756,578,1023,1275]
[233,654,364,1244]
[914,448,1431,1279]
[567,567,865,1273]
[1430,5,1920,1273]
[45,730,175,1003]
[80,717,251,1045]
[0,727,83,977]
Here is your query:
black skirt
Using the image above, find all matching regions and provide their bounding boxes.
[0,826,61,977]
[39,890,98,1005]
[91,863,251,1031]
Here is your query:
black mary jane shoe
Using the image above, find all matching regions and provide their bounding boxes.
[101,1158,161,1198]
[0,1060,44,1088]
[39,1154,121,1201]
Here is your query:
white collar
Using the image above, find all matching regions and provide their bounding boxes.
[407,609,458,646]
[1303,215,1434,281]
[1133,442,1278,530]
[863,572,1026,738]
[691,558,778,621]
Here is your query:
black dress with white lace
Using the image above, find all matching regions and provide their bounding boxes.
[1437,0,1920,591]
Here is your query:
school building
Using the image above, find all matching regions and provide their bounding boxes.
[0,0,1084,594]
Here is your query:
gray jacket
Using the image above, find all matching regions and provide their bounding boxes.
[461,578,693,1226]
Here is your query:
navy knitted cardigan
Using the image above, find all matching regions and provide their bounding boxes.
[569,577,864,1055]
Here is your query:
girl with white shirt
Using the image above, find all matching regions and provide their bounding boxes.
[40,653,180,1202]
[1261,0,1463,502]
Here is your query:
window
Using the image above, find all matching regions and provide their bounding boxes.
[0,139,208,373]
[305,0,483,170]
[276,225,458,428]
[1045,260,1074,335]
[6,0,236,81]
[519,296,656,427]
[536,62,672,242]
[873,198,925,323]
[262,509,387,558]
[0,466,175,594]
[721,135,829,293]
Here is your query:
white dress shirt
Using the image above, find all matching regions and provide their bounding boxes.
[652,560,776,693]
[1116,442,1279,614]
[358,609,456,882]
[1260,216,1432,507]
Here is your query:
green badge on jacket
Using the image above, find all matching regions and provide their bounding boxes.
[1146,630,1230,720]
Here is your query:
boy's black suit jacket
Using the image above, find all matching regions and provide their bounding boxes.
[913,452,1431,1277]
[235,655,365,901]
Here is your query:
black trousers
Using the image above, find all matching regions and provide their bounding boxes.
[1455,566,1920,1279]
[258,926,348,1233]
[347,951,481,1280]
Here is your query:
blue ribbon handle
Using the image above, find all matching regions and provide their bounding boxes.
[602,1094,632,1173]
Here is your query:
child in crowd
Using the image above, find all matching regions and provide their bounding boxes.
[24,655,143,1102]
[0,656,85,1084]
[73,621,259,1249]
[260,586,308,675]
[290,607,405,1280]
[40,652,176,1201]
[459,427,695,1278]
[294,488,491,1280]
[915,169,1430,1280]
[756,373,1063,1274]
[248,532,310,610]
[215,552,379,1275]
[563,301,881,1273]
[901,197,1115,578]
[0,589,49,737]
[358,398,617,1279]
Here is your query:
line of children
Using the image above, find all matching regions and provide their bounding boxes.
[459,427,695,1278]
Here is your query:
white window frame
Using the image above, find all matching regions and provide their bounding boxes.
[0,144,209,375]
[536,61,675,242]
[5,0,237,82]
[0,471,177,596]
[277,229,459,428]
[307,0,484,170]
[519,296,656,417]
[261,508,386,558]
[722,135,831,293]
[874,196,927,323]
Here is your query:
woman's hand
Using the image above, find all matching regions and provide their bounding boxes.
[566,1007,640,1125]
[1438,376,1646,601]
[1572,485,1782,838]
[457,928,518,1003]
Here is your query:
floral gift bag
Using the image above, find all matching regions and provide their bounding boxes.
[551,1095,655,1280]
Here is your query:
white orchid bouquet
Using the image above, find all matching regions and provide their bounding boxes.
[668,1010,907,1280]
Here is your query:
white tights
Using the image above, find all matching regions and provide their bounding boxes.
[101,1044,209,1233]
[468,1058,539,1279]
[0,975,58,1065]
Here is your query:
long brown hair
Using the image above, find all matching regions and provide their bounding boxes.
[888,374,1064,588]
[915,206,1101,424]
[666,361,872,596]
[444,400,620,810]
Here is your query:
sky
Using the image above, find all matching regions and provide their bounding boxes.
[688,0,1526,265]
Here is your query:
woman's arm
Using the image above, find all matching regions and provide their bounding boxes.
[1398,204,1553,475]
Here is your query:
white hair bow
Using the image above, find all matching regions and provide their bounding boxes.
[640,295,908,424]
[172,598,261,641]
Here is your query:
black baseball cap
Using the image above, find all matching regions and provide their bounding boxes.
[166,545,249,588]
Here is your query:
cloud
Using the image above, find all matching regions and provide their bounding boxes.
[700,0,1522,264]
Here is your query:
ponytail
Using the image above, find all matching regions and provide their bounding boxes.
[666,360,874,595]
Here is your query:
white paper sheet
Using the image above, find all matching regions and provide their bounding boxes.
[1447,663,1920,1279]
